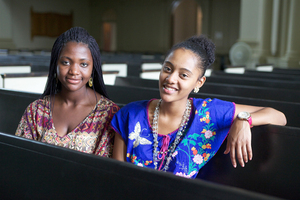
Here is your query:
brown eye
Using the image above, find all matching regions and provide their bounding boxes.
[81,63,88,67]
[163,66,171,72]
[61,61,69,65]
[182,73,188,78]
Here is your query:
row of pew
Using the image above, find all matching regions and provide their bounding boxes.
[0,65,300,199]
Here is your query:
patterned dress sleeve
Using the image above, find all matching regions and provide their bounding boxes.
[211,98,236,131]
[110,102,138,146]
[94,102,120,157]
[15,101,39,140]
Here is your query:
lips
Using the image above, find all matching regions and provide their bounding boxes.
[162,84,178,94]
[66,78,81,84]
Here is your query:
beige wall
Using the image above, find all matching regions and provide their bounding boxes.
[2,0,91,50]
[0,0,240,55]
[90,0,173,53]
[90,0,240,54]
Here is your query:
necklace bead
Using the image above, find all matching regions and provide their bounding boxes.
[152,99,191,171]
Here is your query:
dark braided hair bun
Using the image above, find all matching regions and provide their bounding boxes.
[167,35,216,76]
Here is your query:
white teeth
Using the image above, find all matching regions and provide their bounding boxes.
[164,86,175,91]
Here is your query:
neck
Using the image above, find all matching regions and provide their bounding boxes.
[58,87,95,106]
[159,98,189,118]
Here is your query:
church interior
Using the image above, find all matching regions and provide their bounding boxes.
[0,0,299,199]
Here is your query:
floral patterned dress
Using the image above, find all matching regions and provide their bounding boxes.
[15,95,119,157]
[110,98,235,178]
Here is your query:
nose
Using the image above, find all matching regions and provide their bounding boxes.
[166,72,177,84]
[68,63,80,75]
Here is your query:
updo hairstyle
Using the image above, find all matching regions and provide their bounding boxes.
[166,35,216,77]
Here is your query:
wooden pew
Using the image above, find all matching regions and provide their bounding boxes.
[0,63,31,74]
[1,130,296,200]
[197,124,300,200]
[206,76,300,91]
[114,76,300,103]
[212,70,300,81]
[245,69,300,80]
[0,72,48,93]
[1,84,298,132]
[105,85,300,128]
[272,68,300,75]
[0,70,120,93]
[0,89,41,134]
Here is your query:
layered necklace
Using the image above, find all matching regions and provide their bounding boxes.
[152,99,191,171]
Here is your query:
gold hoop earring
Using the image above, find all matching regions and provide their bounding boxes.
[193,87,199,93]
[89,77,93,87]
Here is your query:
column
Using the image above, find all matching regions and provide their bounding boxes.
[278,0,300,68]
[237,0,273,69]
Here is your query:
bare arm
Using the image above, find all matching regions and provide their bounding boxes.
[112,133,127,161]
[234,104,287,126]
[224,104,286,168]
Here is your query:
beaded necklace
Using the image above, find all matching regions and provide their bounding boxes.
[152,99,191,171]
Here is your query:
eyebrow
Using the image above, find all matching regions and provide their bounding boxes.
[60,56,91,61]
[164,61,193,74]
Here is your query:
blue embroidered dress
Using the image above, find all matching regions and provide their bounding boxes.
[111,98,235,179]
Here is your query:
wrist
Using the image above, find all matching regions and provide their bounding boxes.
[237,111,253,128]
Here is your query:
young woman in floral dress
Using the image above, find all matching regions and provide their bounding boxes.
[16,27,119,157]
[111,35,286,178]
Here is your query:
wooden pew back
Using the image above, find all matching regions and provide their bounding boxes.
[114,76,300,103]
[0,131,294,200]
[105,84,300,128]
[0,89,40,134]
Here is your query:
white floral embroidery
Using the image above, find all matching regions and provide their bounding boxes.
[137,163,143,167]
[175,171,197,178]
[193,154,203,165]
[204,130,213,139]
[129,122,152,148]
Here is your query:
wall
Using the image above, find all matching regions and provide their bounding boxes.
[0,0,15,48]
[209,0,240,54]
[90,0,173,53]
[0,0,240,55]
[8,0,91,50]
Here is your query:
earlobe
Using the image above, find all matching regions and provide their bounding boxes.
[193,76,206,93]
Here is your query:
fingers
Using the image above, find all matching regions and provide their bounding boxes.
[224,141,230,155]
[230,146,237,168]
[228,139,252,168]
[235,141,245,167]
[226,119,253,168]
[242,144,248,164]
[247,140,253,161]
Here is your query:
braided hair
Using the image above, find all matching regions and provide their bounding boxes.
[42,27,109,98]
[166,35,215,77]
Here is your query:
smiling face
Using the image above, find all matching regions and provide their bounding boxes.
[57,41,93,93]
[159,48,206,103]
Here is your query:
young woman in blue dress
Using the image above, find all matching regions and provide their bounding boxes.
[110,35,286,178]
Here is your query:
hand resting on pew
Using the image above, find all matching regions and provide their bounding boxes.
[225,105,286,168]
[111,35,286,179]
[15,27,119,157]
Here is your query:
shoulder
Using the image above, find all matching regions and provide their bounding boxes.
[97,95,119,110]
[27,96,50,109]
[120,100,149,111]
[22,96,50,118]
[192,98,233,109]
[99,95,118,106]
[115,100,149,117]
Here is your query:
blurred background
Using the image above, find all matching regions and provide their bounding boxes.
[0,0,299,71]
